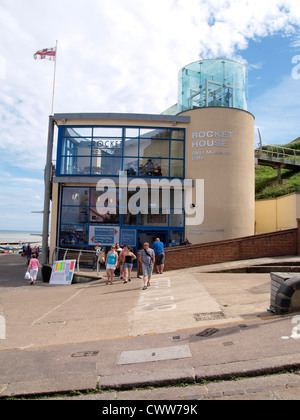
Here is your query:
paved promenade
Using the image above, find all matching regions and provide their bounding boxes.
[1,253,300,399]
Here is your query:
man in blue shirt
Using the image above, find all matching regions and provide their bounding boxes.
[152,238,165,274]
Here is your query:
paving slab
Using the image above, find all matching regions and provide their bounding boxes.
[1,253,300,398]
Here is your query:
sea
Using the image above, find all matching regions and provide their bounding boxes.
[0,230,42,245]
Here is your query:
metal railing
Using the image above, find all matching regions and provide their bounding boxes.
[255,144,300,166]
[51,247,103,275]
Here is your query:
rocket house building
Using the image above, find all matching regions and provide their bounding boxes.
[49,59,255,258]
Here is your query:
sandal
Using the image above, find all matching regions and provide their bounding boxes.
[147,282,150,287]
[142,286,147,290]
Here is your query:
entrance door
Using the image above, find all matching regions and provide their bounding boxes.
[138,231,167,250]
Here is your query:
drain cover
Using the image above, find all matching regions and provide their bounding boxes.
[194,311,226,321]
[196,328,219,337]
[71,351,100,358]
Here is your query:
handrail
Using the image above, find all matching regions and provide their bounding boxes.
[255,144,300,164]
[51,247,103,274]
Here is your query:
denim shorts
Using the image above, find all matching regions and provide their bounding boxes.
[142,263,153,276]
[124,263,133,269]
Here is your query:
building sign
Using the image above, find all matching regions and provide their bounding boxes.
[120,229,137,247]
[191,130,233,161]
[50,260,76,286]
[89,226,120,246]
[97,139,122,149]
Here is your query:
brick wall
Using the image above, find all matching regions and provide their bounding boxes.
[137,228,299,273]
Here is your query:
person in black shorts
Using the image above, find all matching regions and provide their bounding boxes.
[152,238,165,274]
[122,245,137,284]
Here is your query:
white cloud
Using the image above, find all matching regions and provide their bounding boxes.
[1,0,300,230]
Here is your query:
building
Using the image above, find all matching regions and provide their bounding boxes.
[49,59,255,259]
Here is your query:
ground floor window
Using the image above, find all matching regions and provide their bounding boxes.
[58,186,185,251]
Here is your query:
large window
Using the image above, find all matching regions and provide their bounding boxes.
[59,186,185,249]
[57,126,185,178]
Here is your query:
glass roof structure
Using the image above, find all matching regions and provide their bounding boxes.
[178,59,248,113]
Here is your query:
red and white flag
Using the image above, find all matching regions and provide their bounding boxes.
[34,47,56,61]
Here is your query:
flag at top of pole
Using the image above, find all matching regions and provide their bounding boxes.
[34,41,58,115]
[34,46,56,61]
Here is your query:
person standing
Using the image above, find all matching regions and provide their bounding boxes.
[139,242,155,290]
[105,245,118,285]
[122,245,137,284]
[152,238,165,274]
[93,241,104,273]
[24,244,32,266]
[27,253,40,285]
[114,243,123,277]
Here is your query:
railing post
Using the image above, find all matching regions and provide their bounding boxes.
[63,248,68,261]
[77,251,82,273]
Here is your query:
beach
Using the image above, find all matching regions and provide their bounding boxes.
[0,230,42,246]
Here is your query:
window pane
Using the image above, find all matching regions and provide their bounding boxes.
[139,158,167,177]
[171,130,185,140]
[125,128,139,138]
[140,128,170,139]
[92,138,122,156]
[61,137,92,156]
[170,188,184,210]
[60,225,88,245]
[124,138,139,156]
[171,141,184,158]
[140,139,169,158]
[90,189,119,207]
[170,211,184,227]
[169,231,183,247]
[91,157,122,175]
[89,208,119,225]
[61,207,88,224]
[93,127,122,137]
[138,210,168,226]
[60,156,91,175]
[123,158,138,175]
[170,160,184,178]
[63,127,92,137]
[62,188,89,206]
[122,213,137,226]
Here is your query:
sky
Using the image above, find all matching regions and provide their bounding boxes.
[0,0,300,232]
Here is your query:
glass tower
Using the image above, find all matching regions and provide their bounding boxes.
[178,59,248,113]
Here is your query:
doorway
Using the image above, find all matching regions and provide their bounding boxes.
[138,231,167,250]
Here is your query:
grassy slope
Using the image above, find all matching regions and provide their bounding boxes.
[255,141,300,200]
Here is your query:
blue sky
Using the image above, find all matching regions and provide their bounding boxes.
[0,0,300,231]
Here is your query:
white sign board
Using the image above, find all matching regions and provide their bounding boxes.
[50,260,76,286]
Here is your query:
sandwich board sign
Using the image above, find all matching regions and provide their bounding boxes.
[50,260,76,285]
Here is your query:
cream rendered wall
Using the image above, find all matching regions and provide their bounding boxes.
[181,107,255,244]
[255,192,300,233]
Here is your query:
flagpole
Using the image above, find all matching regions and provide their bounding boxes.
[51,40,58,116]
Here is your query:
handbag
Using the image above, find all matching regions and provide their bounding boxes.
[24,271,31,280]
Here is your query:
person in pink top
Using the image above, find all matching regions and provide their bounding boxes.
[27,253,40,285]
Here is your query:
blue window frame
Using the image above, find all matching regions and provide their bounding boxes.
[58,186,185,251]
[56,125,185,179]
